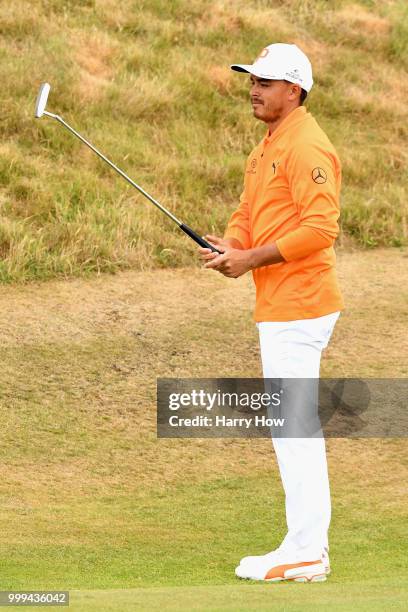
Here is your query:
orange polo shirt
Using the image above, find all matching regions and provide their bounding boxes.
[224,105,345,322]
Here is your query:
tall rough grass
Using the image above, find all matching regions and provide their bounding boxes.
[0,0,406,281]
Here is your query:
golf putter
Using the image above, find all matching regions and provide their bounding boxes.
[35,83,221,253]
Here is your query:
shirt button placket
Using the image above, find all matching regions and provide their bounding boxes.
[258,137,269,187]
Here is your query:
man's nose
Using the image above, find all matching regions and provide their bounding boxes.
[250,82,261,95]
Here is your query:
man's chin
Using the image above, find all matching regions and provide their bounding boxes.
[252,108,265,121]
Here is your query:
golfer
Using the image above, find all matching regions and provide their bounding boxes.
[199,43,344,582]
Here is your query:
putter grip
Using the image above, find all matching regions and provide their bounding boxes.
[179,224,221,253]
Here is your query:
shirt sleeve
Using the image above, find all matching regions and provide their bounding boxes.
[223,156,253,250]
[276,142,341,262]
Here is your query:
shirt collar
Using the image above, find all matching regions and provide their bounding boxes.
[263,106,307,145]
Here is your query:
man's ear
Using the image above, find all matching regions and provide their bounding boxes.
[288,84,301,100]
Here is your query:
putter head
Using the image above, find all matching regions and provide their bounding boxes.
[35,82,51,118]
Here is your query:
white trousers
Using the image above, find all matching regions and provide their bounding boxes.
[257,311,340,561]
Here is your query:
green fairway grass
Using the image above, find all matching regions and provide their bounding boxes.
[1,473,406,595]
[71,582,407,612]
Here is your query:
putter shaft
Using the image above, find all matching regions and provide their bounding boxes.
[43,111,181,225]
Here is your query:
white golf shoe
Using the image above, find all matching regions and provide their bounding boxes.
[321,547,331,575]
[236,547,330,582]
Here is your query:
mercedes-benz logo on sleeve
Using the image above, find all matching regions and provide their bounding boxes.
[312,167,327,184]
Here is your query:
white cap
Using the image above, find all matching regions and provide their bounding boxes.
[231,43,313,93]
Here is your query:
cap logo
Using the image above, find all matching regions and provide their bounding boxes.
[256,48,269,61]
[285,69,303,82]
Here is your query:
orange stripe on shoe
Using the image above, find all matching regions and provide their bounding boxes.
[264,560,321,580]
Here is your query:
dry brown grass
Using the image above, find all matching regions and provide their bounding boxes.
[206,66,233,94]
[195,3,245,34]
[0,247,406,504]
[336,4,391,36]
[1,0,407,283]
[291,37,332,73]
[237,5,290,35]
[0,1,42,36]
[1,247,405,373]
[72,30,117,102]
[94,0,133,31]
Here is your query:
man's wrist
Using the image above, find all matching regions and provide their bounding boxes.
[247,243,285,269]
[247,248,258,270]
[224,237,244,250]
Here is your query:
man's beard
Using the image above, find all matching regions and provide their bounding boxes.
[254,104,283,124]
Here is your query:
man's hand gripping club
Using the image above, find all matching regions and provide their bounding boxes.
[199,235,285,277]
